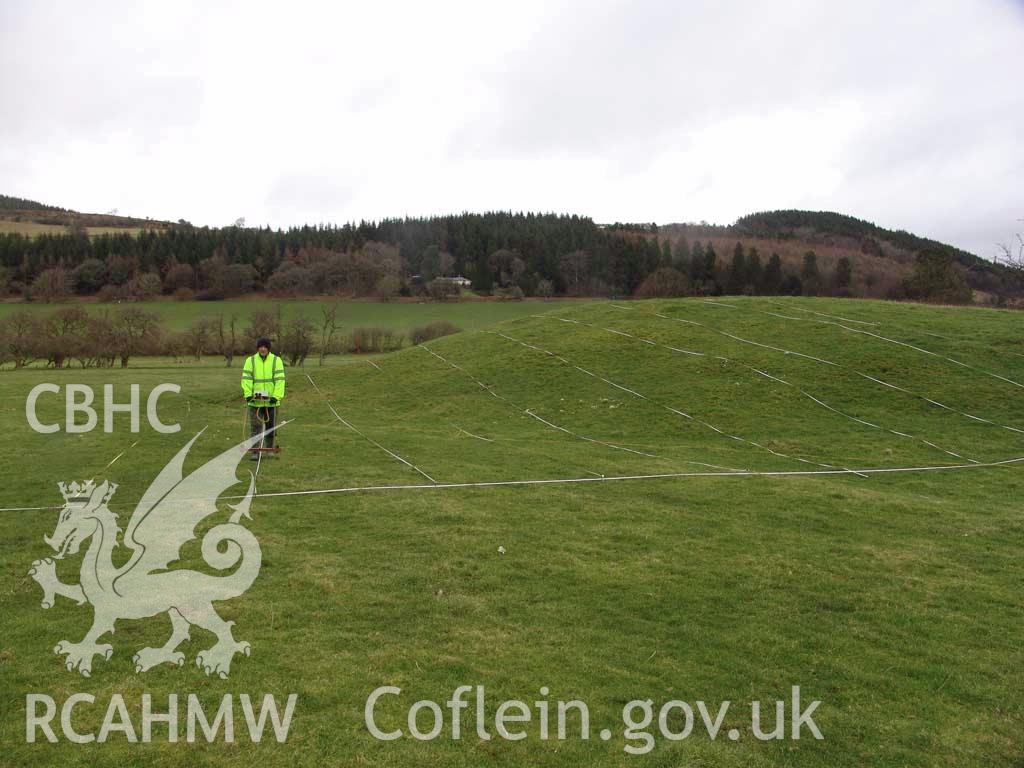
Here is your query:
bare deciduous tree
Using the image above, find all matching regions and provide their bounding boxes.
[185,318,213,361]
[76,312,117,368]
[213,313,238,367]
[162,331,189,364]
[282,316,316,367]
[488,249,526,288]
[1,312,44,368]
[245,308,282,350]
[995,222,1023,273]
[45,307,90,369]
[319,303,340,366]
[112,308,161,368]
[31,267,71,302]
[559,250,590,295]
[438,251,455,277]
[427,278,460,301]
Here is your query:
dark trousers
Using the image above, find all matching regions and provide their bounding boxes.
[249,405,278,449]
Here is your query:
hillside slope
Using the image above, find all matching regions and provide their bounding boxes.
[2,197,1020,304]
[2,297,1021,766]
[0,193,171,238]
[0,194,65,212]
[659,210,1021,300]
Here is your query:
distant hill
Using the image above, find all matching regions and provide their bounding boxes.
[0,193,171,238]
[1,199,1020,305]
[0,194,65,212]
[733,210,986,268]
[656,210,1022,303]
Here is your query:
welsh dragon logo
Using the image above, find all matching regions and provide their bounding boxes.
[27,430,270,678]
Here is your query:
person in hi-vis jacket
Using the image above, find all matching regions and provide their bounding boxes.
[240,336,285,459]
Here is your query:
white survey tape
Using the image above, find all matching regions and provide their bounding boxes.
[164,452,1024,499]
[763,300,880,326]
[8,453,1024,513]
[4,452,1023,514]
[612,303,1024,437]
[457,427,494,442]
[306,373,437,484]
[489,328,865,476]
[524,408,659,458]
[420,345,734,470]
[724,298,1023,388]
[545,314,978,464]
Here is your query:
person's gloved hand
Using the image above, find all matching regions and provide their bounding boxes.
[269,397,279,405]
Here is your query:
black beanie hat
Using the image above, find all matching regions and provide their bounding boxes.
[256,337,271,350]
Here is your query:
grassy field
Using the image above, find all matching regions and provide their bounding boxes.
[0,296,592,335]
[0,220,149,238]
[1,297,1022,766]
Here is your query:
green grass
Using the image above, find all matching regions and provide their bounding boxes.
[0,220,149,238]
[0,297,590,334]
[1,297,1022,766]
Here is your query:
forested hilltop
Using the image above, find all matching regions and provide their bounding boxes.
[0,194,65,212]
[1,197,1020,305]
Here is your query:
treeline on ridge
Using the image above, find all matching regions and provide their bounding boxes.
[0,194,65,212]
[0,211,1005,304]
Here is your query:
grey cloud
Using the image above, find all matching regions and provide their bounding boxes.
[449,1,935,159]
[0,3,204,146]
[2,0,1022,257]
[266,173,356,223]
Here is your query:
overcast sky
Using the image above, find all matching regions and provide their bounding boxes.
[2,0,1022,258]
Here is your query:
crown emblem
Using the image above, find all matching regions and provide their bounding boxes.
[58,480,117,506]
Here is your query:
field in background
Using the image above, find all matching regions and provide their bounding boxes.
[1,297,1022,766]
[0,220,150,238]
[0,296,590,335]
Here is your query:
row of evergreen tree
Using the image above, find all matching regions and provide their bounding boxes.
[0,213,663,297]
[0,211,959,301]
[655,239,851,297]
[0,194,64,212]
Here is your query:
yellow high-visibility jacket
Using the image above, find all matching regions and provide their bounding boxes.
[241,352,286,406]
